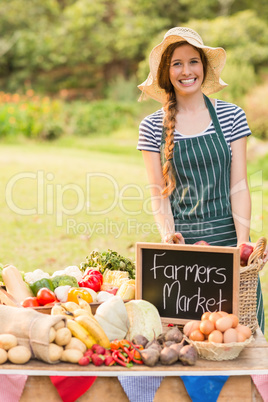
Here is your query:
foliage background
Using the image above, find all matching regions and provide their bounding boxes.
[1,0,268,138]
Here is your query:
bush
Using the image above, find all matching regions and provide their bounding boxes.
[244,79,268,140]
[0,90,143,140]
[105,75,140,103]
[0,90,64,140]
[65,99,141,136]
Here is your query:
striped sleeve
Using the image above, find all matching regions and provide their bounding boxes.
[216,100,251,143]
[137,109,164,152]
[230,106,251,142]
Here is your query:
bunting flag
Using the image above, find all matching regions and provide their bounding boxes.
[251,374,268,401]
[0,374,28,402]
[118,376,164,402]
[181,376,229,402]
[50,376,97,402]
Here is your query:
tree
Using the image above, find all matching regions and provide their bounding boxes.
[0,1,267,97]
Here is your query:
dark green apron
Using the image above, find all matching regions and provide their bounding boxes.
[160,94,264,332]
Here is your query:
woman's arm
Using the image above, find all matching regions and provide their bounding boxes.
[142,150,183,242]
[230,137,251,245]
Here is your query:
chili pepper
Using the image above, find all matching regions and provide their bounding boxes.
[122,347,143,365]
[112,351,133,368]
[132,357,144,365]
[130,343,144,351]
[129,349,135,360]
[123,346,134,359]
[118,351,128,362]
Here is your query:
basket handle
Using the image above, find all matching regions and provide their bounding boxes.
[248,237,267,265]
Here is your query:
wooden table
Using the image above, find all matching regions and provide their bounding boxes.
[1,329,267,401]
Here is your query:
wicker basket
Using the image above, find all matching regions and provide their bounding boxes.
[185,335,254,361]
[238,237,267,333]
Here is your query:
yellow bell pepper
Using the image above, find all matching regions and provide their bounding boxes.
[67,287,93,304]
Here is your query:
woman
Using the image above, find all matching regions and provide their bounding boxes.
[137,27,264,332]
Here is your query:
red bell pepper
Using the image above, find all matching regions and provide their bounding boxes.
[78,269,103,292]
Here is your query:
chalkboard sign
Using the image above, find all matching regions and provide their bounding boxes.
[136,242,240,325]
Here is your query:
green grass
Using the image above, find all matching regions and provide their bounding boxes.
[0,136,160,271]
[0,135,267,340]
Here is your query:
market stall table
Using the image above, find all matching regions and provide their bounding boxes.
[0,328,266,401]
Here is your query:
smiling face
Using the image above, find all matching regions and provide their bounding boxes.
[169,44,204,97]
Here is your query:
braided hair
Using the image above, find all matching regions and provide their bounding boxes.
[157,41,207,197]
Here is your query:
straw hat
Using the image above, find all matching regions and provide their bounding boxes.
[138,27,227,103]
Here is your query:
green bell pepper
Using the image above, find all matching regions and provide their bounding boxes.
[30,278,54,296]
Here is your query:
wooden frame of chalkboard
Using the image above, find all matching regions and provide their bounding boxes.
[136,242,240,325]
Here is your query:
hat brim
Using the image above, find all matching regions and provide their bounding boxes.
[138,32,227,103]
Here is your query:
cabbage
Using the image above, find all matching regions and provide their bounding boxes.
[125,300,163,342]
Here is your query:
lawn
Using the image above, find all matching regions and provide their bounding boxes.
[0,135,267,339]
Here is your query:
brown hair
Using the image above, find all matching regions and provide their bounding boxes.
[157,41,207,197]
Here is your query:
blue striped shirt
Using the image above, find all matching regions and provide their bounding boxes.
[137,99,251,152]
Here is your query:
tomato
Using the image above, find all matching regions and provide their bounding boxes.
[36,288,57,306]
[21,297,40,308]
[67,288,93,304]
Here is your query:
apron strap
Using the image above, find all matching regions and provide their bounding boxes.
[203,94,224,136]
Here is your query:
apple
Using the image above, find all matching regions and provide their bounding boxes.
[102,286,119,296]
[194,241,210,246]
[239,243,254,267]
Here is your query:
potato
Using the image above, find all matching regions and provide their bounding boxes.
[48,343,63,362]
[55,327,72,346]
[0,334,18,351]
[61,349,83,364]
[54,321,65,331]
[65,337,87,354]
[0,349,8,364]
[49,327,56,343]
[8,346,31,364]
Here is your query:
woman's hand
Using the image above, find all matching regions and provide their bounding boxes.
[164,232,185,244]
[250,242,268,264]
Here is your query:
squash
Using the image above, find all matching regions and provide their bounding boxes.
[94,296,130,341]
[125,300,163,342]
[2,265,33,303]
[116,280,135,301]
